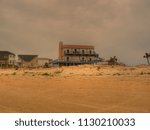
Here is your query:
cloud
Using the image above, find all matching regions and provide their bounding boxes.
[0,0,150,65]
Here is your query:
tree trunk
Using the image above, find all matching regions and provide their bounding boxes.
[147,57,150,65]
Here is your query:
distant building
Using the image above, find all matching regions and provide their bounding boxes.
[53,41,101,66]
[18,55,38,67]
[37,58,52,67]
[0,51,15,67]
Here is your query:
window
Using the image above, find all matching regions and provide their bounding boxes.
[67,57,69,61]
[67,50,69,53]
[89,58,92,61]
[4,56,8,59]
[89,50,92,54]
[82,50,84,54]
[82,57,84,61]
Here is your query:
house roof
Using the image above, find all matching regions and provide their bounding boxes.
[59,41,94,49]
[63,45,94,49]
[18,55,38,62]
[0,51,15,56]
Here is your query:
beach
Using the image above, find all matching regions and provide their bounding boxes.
[0,65,150,112]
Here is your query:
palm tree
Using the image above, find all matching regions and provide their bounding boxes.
[108,56,118,65]
[143,53,150,65]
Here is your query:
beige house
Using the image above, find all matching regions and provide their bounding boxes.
[18,55,38,67]
[38,58,52,67]
[0,51,16,67]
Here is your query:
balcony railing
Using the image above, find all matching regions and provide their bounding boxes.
[0,57,9,60]
[64,51,99,57]
[52,59,101,64]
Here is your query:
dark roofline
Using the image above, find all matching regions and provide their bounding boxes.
[18,55,38,62]
[0,51,15,56]
[63,45,94,49]
[18,54,38,56]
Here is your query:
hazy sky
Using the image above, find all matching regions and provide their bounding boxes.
[0,0,150,65]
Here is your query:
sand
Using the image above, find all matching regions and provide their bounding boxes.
[0,65,150,112]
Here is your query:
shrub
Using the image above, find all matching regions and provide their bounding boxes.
[97,66,101,71]
[113,73,121,76]
[147,72,150,75]
[12,72,16,75]
[42,72,50,76]
[54,70,62,74]
[42,73,53,77]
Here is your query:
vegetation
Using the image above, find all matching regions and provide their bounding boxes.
[12,72,16,75]
[113,73,121,76]
[143,52,150,65]
[42,72,50,76]
[108,56,118,65]
[97,66,101,71]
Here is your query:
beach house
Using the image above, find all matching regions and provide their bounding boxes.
[0,51,16,67]
[54,41,101,66]
[18,55,38,67]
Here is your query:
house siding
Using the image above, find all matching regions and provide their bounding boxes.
[18,55,38,67]
[0,51,15,67]
[57,41,100,66]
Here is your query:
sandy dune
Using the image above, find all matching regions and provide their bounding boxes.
[0,65,150,112]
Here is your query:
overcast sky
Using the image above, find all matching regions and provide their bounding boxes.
[0,0,150,65]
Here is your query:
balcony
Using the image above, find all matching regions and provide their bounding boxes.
[0,56,9,60]
[64,51,99,57]
[53,59,101,65]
